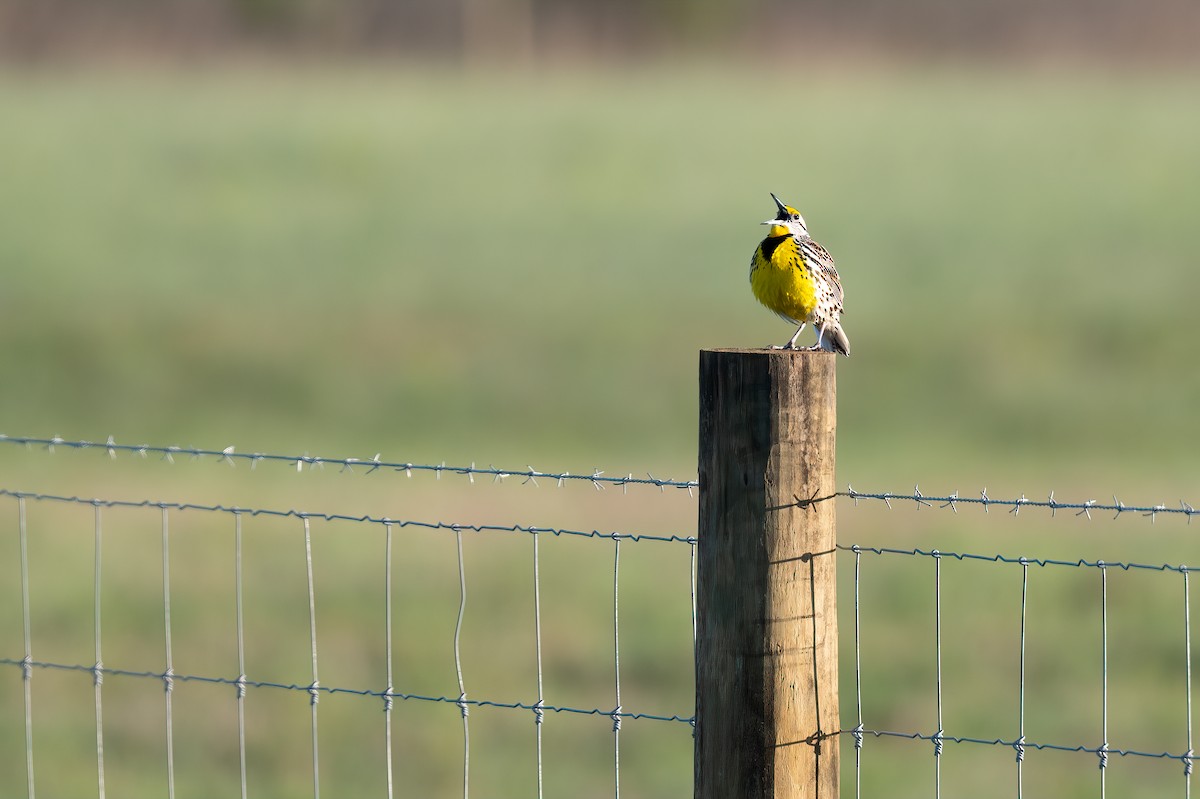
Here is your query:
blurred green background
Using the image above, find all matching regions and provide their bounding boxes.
[1,0,1199,796]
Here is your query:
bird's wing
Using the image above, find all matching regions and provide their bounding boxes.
[799,238,844,307]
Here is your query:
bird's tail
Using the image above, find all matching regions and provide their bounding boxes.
[819,322,851,357]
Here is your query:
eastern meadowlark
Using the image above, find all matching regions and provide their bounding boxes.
[749,193,850,355]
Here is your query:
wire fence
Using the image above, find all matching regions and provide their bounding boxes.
[843,545,1197,798]
[2,435,1198,797]
[1,491,695,798]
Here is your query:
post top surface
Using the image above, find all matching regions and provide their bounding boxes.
[700,348,837,356]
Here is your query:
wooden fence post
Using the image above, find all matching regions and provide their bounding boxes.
[696,349,840,799]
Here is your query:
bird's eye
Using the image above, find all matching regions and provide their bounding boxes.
[792,214,800,221]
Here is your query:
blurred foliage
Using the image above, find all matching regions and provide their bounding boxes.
[1,65,1197,487]
[2,0,1198,61]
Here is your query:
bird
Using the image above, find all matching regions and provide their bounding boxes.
[748,193,850,355]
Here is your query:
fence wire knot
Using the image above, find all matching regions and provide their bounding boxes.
[932,728,944,757]
[1098,741,1109,770]
[611,705,623,732]
[21,654,32,681]
[1185,749,1194,776]
[92,660,104,687]
[382,686,394,713]
[533,699,544,725]
[456,692,469,719]
[852,722,864,751]
[804,728,828,755]
[308,680,320,706]
[163,667,175,695]
[1014,735,1026,763]
[235,673,247,700]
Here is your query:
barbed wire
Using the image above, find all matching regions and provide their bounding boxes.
[4,436,1197,524]
[843,544,1199,574]
[0,435,699,493]
[0,488,695,545]
[0,658,694,726]
[841,485,1197,523]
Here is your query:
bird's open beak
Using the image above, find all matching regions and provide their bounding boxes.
[770,193,789,214]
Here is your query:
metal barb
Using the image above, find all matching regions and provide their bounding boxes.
[793,489,822,512]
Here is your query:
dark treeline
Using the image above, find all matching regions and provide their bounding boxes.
[2,0,1197,62]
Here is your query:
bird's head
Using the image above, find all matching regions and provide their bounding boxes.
[763,192,809,238]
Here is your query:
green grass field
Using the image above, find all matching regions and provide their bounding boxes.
[1,62,1198,797]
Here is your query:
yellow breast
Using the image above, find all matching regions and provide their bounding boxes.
[750,235,817,324]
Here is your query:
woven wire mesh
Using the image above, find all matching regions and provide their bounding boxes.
[2,435,1197,797]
